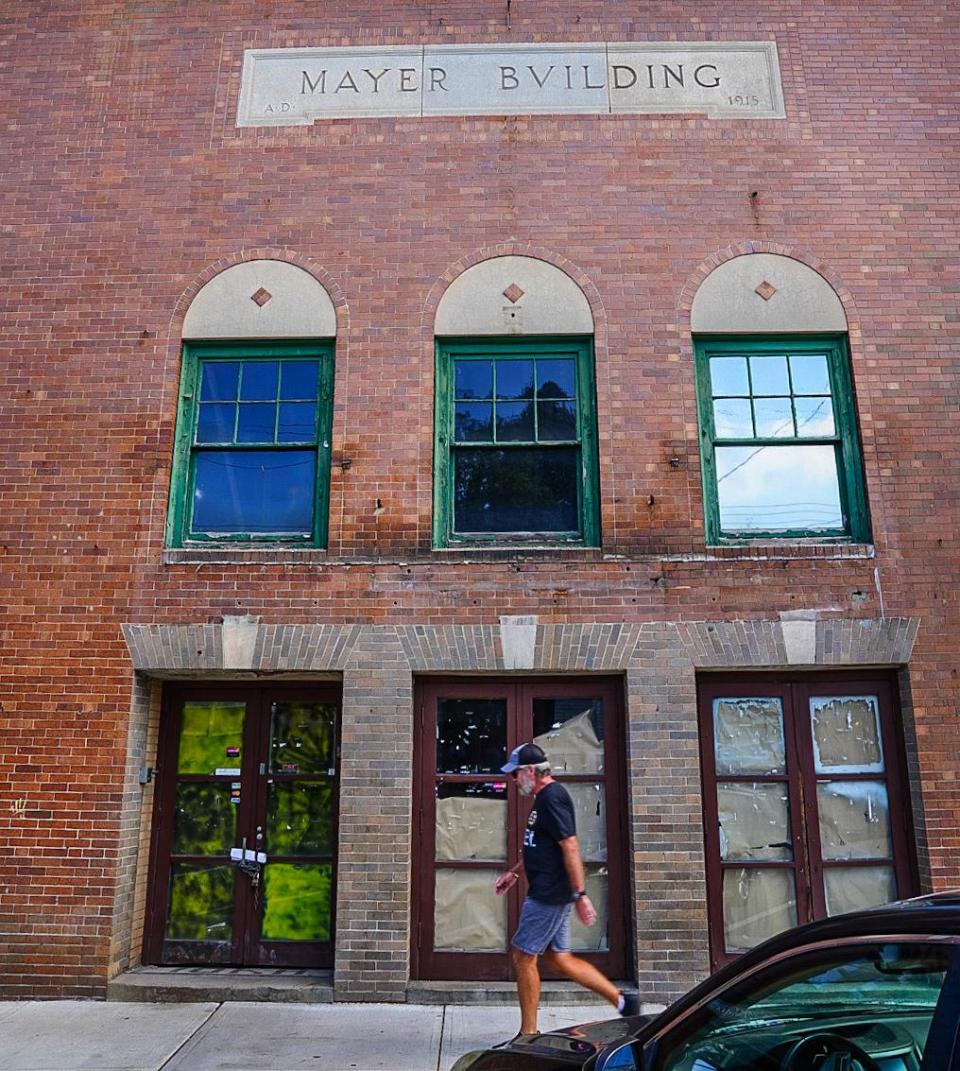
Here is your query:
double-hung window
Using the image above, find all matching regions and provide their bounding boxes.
[694,335,869,542]
[433,339,600,547]
[166,341,334,546]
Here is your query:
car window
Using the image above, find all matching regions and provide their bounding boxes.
[652,941,954,1071]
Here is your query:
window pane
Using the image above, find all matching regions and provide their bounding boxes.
[269,701,336,774]
[261,863,331,941]
[795,396,836,437]
[455,402,493,442]
[810,695,884,774]
[166,863,235,942]
[434,869,507,951]
[713,398,753,438]
[537,359,576,399]
[192,450,315,535]
[537,400,577,441]
[749,355,789,395]
[435,782,507,861]
[236,402,276,443]
[496,400,535,441]
[752,397,795,438]
[710,356,749,396]
[569,867,609,952]
[436,698,506,774]
[723,868,797,952]
[824,866,897,916]
[240,361,279,401]
[172,783,237,856]
[789,353,831,394]
[715,444,843,533]
[277,402,316,443]
[178,701,245,775]
[453,447,579,534]
[197,403,235,444]
[565,782,607,860]
[455,360,492,400]
[495,359,534,400]
[532,698,604,774]
[817,781,892,860]
[265,781,334,855]
[280,361,319,400]
[717,782,792,862]
[200,362,239,402]
[714,697,786,775]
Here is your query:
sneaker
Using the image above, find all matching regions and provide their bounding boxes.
[619,990,640,1017]
[492,1032,537,1049]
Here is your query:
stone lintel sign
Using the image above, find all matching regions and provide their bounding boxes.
[236,42,786,126]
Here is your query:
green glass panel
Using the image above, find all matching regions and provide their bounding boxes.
[172,783,238,856]
[261,863,332,941]
[166,862,234,941]
[265,781,334,855]
[178,702,245,775]
[269,702,336,774]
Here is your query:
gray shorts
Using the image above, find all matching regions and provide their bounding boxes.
[511,896,573,956]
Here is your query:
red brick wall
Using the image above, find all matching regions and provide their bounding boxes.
[1,2,957,996]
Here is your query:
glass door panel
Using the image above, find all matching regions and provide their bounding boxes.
[148,686,340,969]
[257,699,338,963]
[722,867,798,953]
[434,869,508,951]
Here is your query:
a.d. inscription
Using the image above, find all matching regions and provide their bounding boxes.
[236,42,785,126]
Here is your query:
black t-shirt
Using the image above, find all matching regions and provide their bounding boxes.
[522,781,577,904]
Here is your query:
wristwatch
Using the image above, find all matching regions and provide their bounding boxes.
[572,890,587,900]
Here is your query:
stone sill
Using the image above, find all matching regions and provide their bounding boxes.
[163,543,875,567]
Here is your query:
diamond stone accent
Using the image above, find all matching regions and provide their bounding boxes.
[251,287,273,307]
[755,280,778,302]
[502,283,525,304]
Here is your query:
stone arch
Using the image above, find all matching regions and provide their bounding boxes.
[690,252,847,333]
[434,254,594,336]
[182,258,337,339]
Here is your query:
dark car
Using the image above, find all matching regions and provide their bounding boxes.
[451,892,960,1071]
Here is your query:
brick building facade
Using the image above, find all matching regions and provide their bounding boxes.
[1,2,957,1001]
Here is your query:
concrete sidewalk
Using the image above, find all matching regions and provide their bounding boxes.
[0,1000,620,1071]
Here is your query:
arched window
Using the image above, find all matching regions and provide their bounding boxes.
[167,261,336,547]
[433,256,600,547]
[691,254,869,543]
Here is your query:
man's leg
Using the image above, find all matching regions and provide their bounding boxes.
[511,946,542,1035]
[542,949,621,1007]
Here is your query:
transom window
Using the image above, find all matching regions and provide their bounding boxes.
[694,336,869,542]
[166,342,333,546]
[433,339,599,546]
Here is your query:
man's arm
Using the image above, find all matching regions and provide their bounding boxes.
[558,835,597,926]
[494,858,523,896]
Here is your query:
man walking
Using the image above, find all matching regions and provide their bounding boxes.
[494,742,639,1037]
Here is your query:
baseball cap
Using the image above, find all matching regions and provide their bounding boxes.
[501,742,547,773]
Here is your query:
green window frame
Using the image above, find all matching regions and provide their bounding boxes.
[694,335,870,543]
[166,341,334,547]
[433,338,600,547]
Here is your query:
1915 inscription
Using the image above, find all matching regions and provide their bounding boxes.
[237,42,785,126]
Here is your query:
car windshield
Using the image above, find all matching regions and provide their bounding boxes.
[654,941,954,1071]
